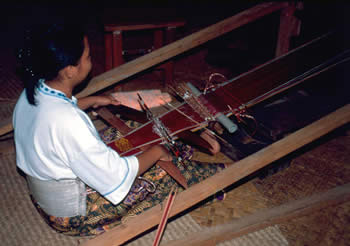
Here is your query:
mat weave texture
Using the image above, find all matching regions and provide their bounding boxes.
[127,215,288,246]
[0,153,80,246]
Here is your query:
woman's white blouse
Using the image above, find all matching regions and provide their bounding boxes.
[13,80,139,205]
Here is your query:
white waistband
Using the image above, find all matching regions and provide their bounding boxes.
[26,175,87,217]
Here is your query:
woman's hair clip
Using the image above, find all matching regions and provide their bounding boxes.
[17,47,35,77]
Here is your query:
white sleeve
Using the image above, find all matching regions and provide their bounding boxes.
[57,108,139,205]
[70,143,139,205]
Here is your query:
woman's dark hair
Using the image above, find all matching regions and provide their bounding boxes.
[16,23,85,105]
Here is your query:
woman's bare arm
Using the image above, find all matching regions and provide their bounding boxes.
[77,95,120,110]
[136,145,172,175]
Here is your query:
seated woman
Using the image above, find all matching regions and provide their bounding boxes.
[14,23,225,237]
[13,23,175,236]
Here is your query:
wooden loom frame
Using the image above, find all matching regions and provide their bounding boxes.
[75,2,350,245]
[82,104,350,246]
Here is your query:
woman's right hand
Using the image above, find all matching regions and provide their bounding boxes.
[136,145,173,175]
[157,145,173,162]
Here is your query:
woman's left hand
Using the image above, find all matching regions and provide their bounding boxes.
[91,95,121,108]
[77,95,121,110]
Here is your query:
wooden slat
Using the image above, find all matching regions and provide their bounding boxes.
[76,2,287,99]
[107,105,148,124]
[104,20,186,32]
[157,161,188,189]
[81,104,350,246]
[166,183,350,246]
[96,107,132,134]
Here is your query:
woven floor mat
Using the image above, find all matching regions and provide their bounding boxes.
[0,103,16,122]
[0,59,23,101]
[189,181,270,227]
[0,154,80,246]
[119,214,288,246]
[253,128,350,245]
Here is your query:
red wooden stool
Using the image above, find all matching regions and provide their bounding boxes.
[104,19,185,86]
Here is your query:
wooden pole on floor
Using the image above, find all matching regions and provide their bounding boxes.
[81,104,350,246]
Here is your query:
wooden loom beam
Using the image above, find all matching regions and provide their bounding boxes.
[81,104,350,246]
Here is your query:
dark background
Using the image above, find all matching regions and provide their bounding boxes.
[1,2,349,48]
[1,2,349,94]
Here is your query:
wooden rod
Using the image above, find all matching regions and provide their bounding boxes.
[76,2,287,98]
[81,104,350,246]
[166,183,350,246]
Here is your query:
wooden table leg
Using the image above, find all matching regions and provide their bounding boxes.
[275,3,302,57]
[164,27,177,86]
[153,29,164,49]
[112,30,125,68]
[153,29,166,82]
[163,59,174,86]
[104,33,113,71]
